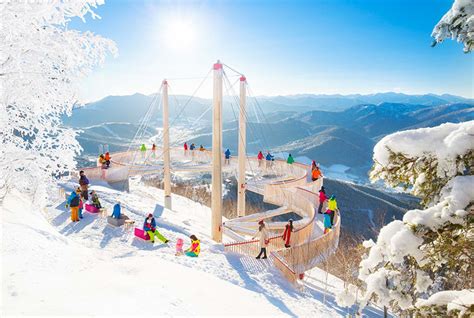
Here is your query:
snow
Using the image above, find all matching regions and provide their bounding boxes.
[2,177,383,317]
[432,0,474,52]
[403,175,474,231]
[373,121,474,178]
[416,290,474,316]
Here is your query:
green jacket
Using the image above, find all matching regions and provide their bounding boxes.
[287,156,295,164]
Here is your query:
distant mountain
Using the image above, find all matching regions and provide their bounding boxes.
[67,92,473,128]
[257,92,472,112]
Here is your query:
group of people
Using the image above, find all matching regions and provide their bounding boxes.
[143,213,200,257]
[66,170,103,222]
[318,186,339,234]
[98,152,111,169]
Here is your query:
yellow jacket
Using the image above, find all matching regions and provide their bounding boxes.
[328,199,337,211]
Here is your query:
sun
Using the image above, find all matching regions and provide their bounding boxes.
[164,19,196,50]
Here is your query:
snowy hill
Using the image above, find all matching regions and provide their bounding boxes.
[1,177,386,317]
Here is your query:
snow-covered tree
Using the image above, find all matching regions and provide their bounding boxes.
[432,0,474,53]
[0,1,117,202]
[343,121,474,317]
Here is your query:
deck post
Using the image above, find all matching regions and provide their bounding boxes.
[237,75,247,217]
[162,79,172,210]
[211,61,223,242]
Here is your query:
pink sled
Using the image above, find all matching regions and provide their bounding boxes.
[85,204,100,213]
[134,228,150,240]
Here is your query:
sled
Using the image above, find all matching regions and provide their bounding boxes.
[134,228,150,240]
[85,204,101,213]
[107,214,129,227]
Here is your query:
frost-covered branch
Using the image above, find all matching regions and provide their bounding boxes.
[0,0,117,202]
[432,0,474,53]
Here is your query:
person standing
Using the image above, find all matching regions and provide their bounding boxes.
[312,166,322,181]
[224,148,231,165]
[104,151,111,168]
[286,154,294,165]
[143,213,169,244]
[282,219,294,248]
[78,170,89,200]
[318,186,328,214]
[66,187,81,222]
[190,143,196,159]
[151,143,157,158]
[184,142,188,156]
[265,151,274,168]
[257,151,264,167]
[252,220,269,259]
[140,143,147,160]
[327,195,339,225]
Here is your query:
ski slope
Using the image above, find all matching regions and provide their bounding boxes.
[2,178,385,317]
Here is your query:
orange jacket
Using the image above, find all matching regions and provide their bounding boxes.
[312,168,322,179]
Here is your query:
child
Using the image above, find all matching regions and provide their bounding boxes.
[175,238,184,256]
[66,187,81,222]
[78,193,84,219]
[143,214,169,244]
[90,190,102,209]
[185,235,200,257]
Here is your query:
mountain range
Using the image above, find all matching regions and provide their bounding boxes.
[66,92,473,182]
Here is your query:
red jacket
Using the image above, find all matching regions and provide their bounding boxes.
[257,152,264,160]
[184,143,188,150]
[319,191,327,203]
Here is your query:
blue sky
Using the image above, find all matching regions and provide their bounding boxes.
[72,0,473,102]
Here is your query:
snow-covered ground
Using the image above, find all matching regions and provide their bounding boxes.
[2,177,385,317]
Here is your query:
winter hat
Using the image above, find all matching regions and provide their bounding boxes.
[258,220,264,225]
[320,186,325,192]
[148,213,153,218]
[330,195,335,200]
[75,187,81,193]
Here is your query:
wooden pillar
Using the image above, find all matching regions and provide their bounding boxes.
[237,75,247,217]
[211,61,223,242]
[162,79,172,210]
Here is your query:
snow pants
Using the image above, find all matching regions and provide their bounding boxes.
[147,230,167,243]
[185,251,198,257]
[78,207,83,219]
[70,207,79,222]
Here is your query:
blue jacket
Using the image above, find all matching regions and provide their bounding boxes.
[265,153,273,161]
[67,191,80,207]
[224,149,231,159]
[143,217,156,232]
[190,144,195,150]
[324,213,332,229]
[112,204,121,219]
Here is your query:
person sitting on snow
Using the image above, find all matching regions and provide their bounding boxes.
[111,203,121,219]
[143,214,169,244]
[175,238,184,256]
[90,190,102,209]
[185,235,200,257]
